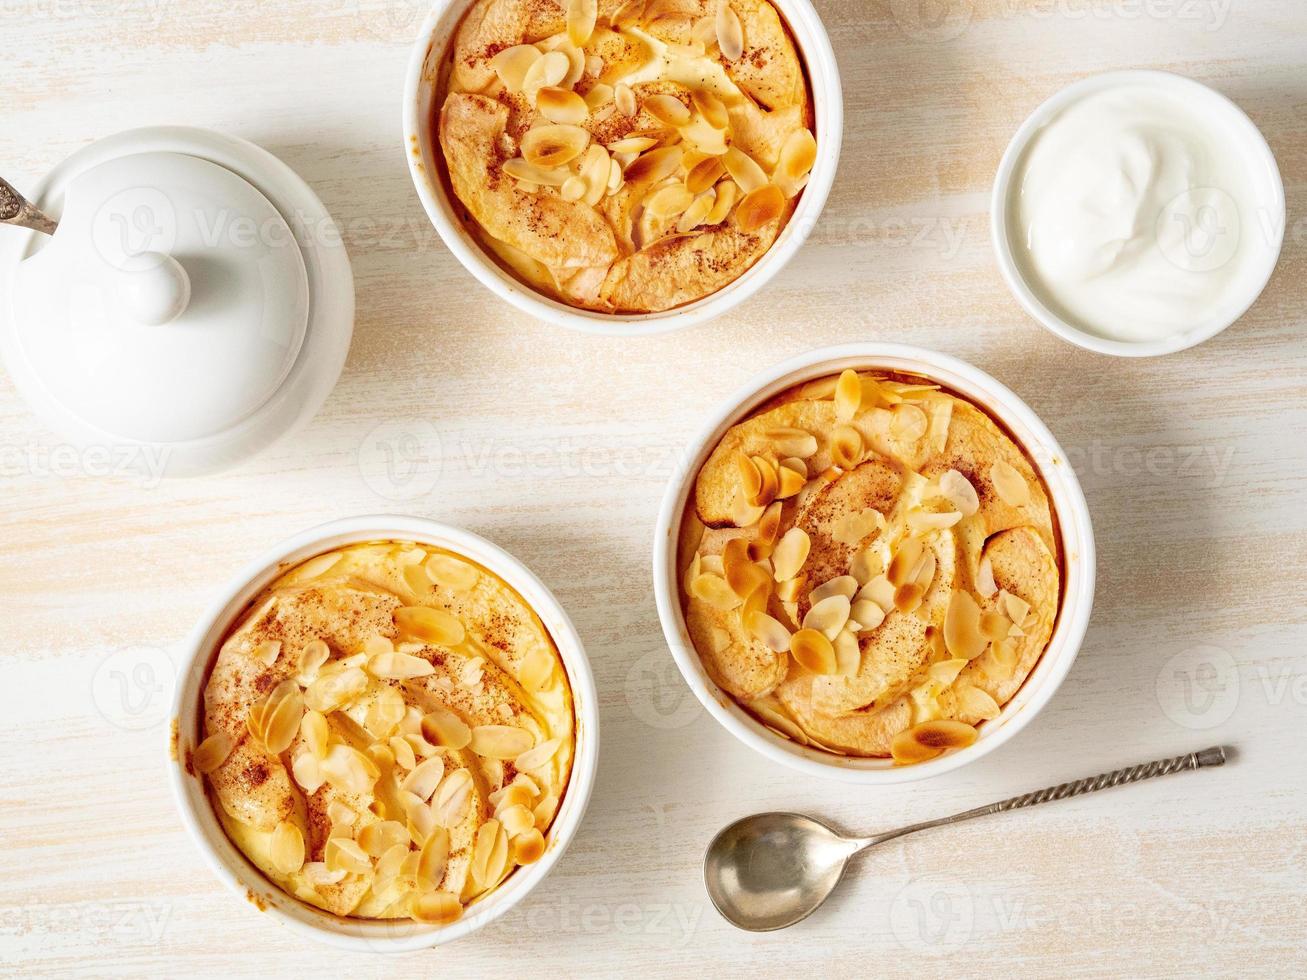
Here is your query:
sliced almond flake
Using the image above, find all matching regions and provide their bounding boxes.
[499,803,536,839]
[850,599,886,631]
[624,145,683,185]
[471,819,506,888]
[460,656,485,688]
[559,42,585,85]
[401,756,447,802]
[328,800,358,827]
[676,190,716,233]
[776,461,806,498]
[193,732,233,774]
[890,719,978,764]
[514,827,548,864]
[325,837,372,875]
[777,128,817,183]
[247,680,303,756]
[421,708,472,750]
[929,398,954,453]
[690,572,742,611]
[394,606,465,647]
[358,820,408,858]
[585,83,614,110]
[743,610,791,652]
[907,510,962,533]
[944,590,988,660]
[700,554,725,576]
[803,594,851,640]
[291,749,324,793]
[887,538,925,588]
[929,658,968,687]
[405,799,437,846]
[830,424,862,469]
[503,157,569,187]
[270,821,306,875]
[679,117,728,156]
[491,44,543,92]
[705,180,738,224]
[433,768,474,827]
[403,562,432,600]
[1000,590,1032,625]
[991,459,1032,507]
[735,183,784,232]
[515,736,563,771]
[691,90,729,129]
[522,49,570,98]
[939,469,980,516]
[537,86,589,125]
[850,546,884,585]
[416,826,451,888]
[980,610,1010,641]
[975,556,998,598]
[519,646,555,692]
[470,725,535,760]
[492,782,534,813]
[320,744,380,795]
[296,638,330,683]
[958,685,1001,723]
[612,0,645,29]
[645,183,695,218]
[771,527,811,581]
[521,124,590,168]
[721,147,767,194]
[367,651,435,680]
[715,0,744,60]
[831,507,883,547]
[302,862,347,888]
[410,890,463,925]
[304,665,368,713]
[644,93,691,127]
[615,82,637,116]
[748,456,779,507]
[566,0,597,45]
[991,638,1019,672]
[790,628,836,674]
[833,630,861,676]
[834,368,862,421]
[891,403,929,441]
[608,135,657,154]
[765,427,818,459]
[254,640,281,667]
[533,792,559,828]
[776,574,806,604]
[859,573,896,610]
[364,634,394,658]
[727,490,765,528]
[810,575,858,604]
[580,143,610,206]
[561,175,586,201]
[607,157,624,194]
[375,842,410,891]
[893,581,926,613]
[301,709,329,759]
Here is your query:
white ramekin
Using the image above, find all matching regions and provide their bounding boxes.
[652,343,1096,784]
[402,0,843,335]
[991,70,1285,358]
[168,516,599,951]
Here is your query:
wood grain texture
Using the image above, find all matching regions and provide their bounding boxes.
[2,0,1306,976]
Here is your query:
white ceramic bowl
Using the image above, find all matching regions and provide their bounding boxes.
[168,516,599,950]
[402,0,843,335]
[652,343,1095,783]
[991,70,1285,358]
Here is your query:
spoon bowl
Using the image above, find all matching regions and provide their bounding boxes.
[704,812,858,931]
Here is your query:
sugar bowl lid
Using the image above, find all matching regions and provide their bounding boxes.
[0,127,353,475]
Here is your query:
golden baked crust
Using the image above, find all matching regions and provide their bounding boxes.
[196,541,574,923]
[679,372,1062,764]
[434,0,816,313]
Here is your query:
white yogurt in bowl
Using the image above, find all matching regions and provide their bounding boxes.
[992,71,1284,357]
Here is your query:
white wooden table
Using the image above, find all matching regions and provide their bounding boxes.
[3,1,1305,975]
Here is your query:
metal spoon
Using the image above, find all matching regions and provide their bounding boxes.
[704,745,1228,931]
[0,176,57,235]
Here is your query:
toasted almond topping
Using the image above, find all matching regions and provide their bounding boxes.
[685,156,725,195]
[624,145,683,184]
[580,143,611,206]
[296,638,330,683]
[567,0,598,45]
[790,628,836,674]
[1001,590,1032,625]
[414,828,450,891]
[492,782,535,813]
[775,464,806,501]
[247,679,303,756]
[980,610,1011,641]
[615,82,637,115]
[644,93,691,127]
[320,743,380,795]
[691,89,729,129]
[389,736,416,777]
[677,190,716,233]
[907,510,963,532]
[304,665,368,713]
[561,175,587,201]
[503,157,569,187]
[744,610,791,652]
[471,819,510,889]
[585,82,615,110]
[401,756,447,802]
[329,800,358,827]
[809,576,857,605]
[834,368,862,421]
[537,86,589,125]
[645,183,695,218]
[522,49,570,96]
[958,685,1002,723]
[831,424,862,469]
[944,590,989,660]
[831,506,883,547]
[721,540,767,599]
[771,527,811,582]
[491,44,543,92]
[991,459,1032,506]
[422,555,477,593]
[297,709,328,762]
[513,828,547,865]
[521,124,590,168]
[893,582,926,613]
[679,117,728,155]
[715,0,744,60]
[325,837,372,875]
[734,450,762,501]
[270,821,305,875]
[367,651,435,680]
[735,183,784,232]
[470,725,535,760]
[394,606,465,646]
[690,572,742,610]
[705,180,738,224]
[766,427,818,459]
[755,500,784,547]
[432,768,474,827]
[722,147,767,194]
[193,732,234,774]
[291,750,324,793]
[891,719,979,764]
[976,555,998,597]
[803,594,851,639]
[533,792,559,827]
[750,456,780,507]
[410,890,463,925]
[367,740,396,771]
[608,135,657,154]
[849,598,886,631]
[513,736,561,772]
[778,127,817,183]
[939,469,980,516]
[375,841,410,891]
[421,708,471,750]
[612,0,645,29]
[859,573,896,610]
[887,538,924,588]
[498,803,536,839]
[254,640,281,667]
[891,403,929,441]
[518,646,555,692]
[358,820,408,857]
[776,574,806,603]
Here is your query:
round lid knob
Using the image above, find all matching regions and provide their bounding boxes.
[10,151,309,444]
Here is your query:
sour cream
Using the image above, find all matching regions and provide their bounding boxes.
[1008,78,1281,345]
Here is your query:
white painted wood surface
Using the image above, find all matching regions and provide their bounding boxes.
[2,0,1305,975]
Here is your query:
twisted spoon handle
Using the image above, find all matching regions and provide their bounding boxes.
[865,746,1227,848]
[0,176,58,235]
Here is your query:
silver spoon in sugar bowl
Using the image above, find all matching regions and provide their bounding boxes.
[703,745,1229,932]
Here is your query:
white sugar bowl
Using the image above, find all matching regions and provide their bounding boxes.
[0,127,354,477]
